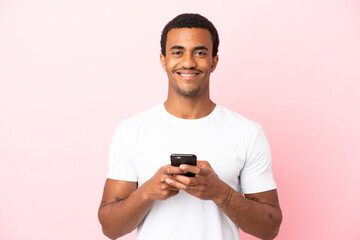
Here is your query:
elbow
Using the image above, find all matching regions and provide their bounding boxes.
[101,227,114,240]
[247,227,280,240]
[252,213,282,240]
[267,225,280,240]
[252,226,280,240]
[98,210,126,240]
[101,225,121,240]
[99,217,116,240]
[100,222,131,240]
[265,212,282,240]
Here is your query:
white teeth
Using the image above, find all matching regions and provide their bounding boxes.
[180,73,196,76]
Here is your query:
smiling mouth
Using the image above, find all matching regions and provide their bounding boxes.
[176,72,199,76]
[174,69,203,76]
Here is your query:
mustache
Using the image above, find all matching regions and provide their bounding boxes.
[173,67,204,74]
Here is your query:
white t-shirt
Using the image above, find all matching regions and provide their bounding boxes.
[108,104,276,240]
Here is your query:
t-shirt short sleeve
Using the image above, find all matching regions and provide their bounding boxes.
[240,126,276,194]
[107,122,138,182]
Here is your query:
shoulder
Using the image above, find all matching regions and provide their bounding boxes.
[114,104,162,136]
[215,105,262,134]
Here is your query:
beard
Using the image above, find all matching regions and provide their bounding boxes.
[173,84,201,97]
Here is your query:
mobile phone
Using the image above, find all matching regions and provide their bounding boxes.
[170,154,197,177]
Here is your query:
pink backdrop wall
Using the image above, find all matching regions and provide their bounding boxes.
[1,0,359,239]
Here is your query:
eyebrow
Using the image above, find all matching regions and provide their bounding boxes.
[169,45,209,51]
[170,45,184,50]
[194,46,209,51]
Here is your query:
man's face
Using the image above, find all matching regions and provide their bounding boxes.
[160,28,218,98]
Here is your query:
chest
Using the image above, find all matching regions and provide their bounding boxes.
[132,123,247,190]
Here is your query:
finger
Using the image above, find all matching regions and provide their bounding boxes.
[197,160,210,167]
[174,174,199,186]
[160,164,172,175]
[165,178,189,191]
[160,174,178,183]
[180,164,209,176]
[161,182,180,191]
[179,164,200,175]
[166,166,186,175]
[165,178,204,193]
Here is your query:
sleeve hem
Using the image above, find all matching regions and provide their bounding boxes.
[107,173,137,182]
[242,184,277,194]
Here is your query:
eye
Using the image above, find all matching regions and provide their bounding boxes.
[195,51,206,56]
[172,51,183,56]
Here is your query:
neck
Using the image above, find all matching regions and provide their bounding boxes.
[164,92,216,119]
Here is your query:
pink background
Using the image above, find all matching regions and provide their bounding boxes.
[1,0,359,239]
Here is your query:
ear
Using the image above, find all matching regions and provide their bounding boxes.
[211,55,219,72]
[160,53,167,71]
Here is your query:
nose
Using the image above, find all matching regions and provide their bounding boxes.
[181,52,197,69]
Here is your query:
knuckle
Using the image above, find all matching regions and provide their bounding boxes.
[161,166,169,173]
[162,190,172,198]
[186,179,193,185]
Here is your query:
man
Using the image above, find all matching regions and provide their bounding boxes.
[98,13,282,240]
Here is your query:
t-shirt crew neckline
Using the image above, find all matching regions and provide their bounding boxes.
[160,103,219,124]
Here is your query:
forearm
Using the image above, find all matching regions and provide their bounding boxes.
[98,186,154,239]
[216,184,282,239]
[166,162,282,239]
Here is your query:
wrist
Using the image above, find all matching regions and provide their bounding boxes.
[214,184,233,208]
[137,183,155,204]
[213,181,229,205]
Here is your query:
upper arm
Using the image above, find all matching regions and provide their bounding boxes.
[241,127,276,194]
[245,189,281,209]
[99,179,137,209]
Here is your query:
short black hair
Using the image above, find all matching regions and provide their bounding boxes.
[160,13,219,58]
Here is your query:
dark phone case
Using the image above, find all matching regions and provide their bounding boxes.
[170,154,197,177]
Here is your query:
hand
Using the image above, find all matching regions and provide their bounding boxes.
[139,164,185,201]
[165,161,229,204]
